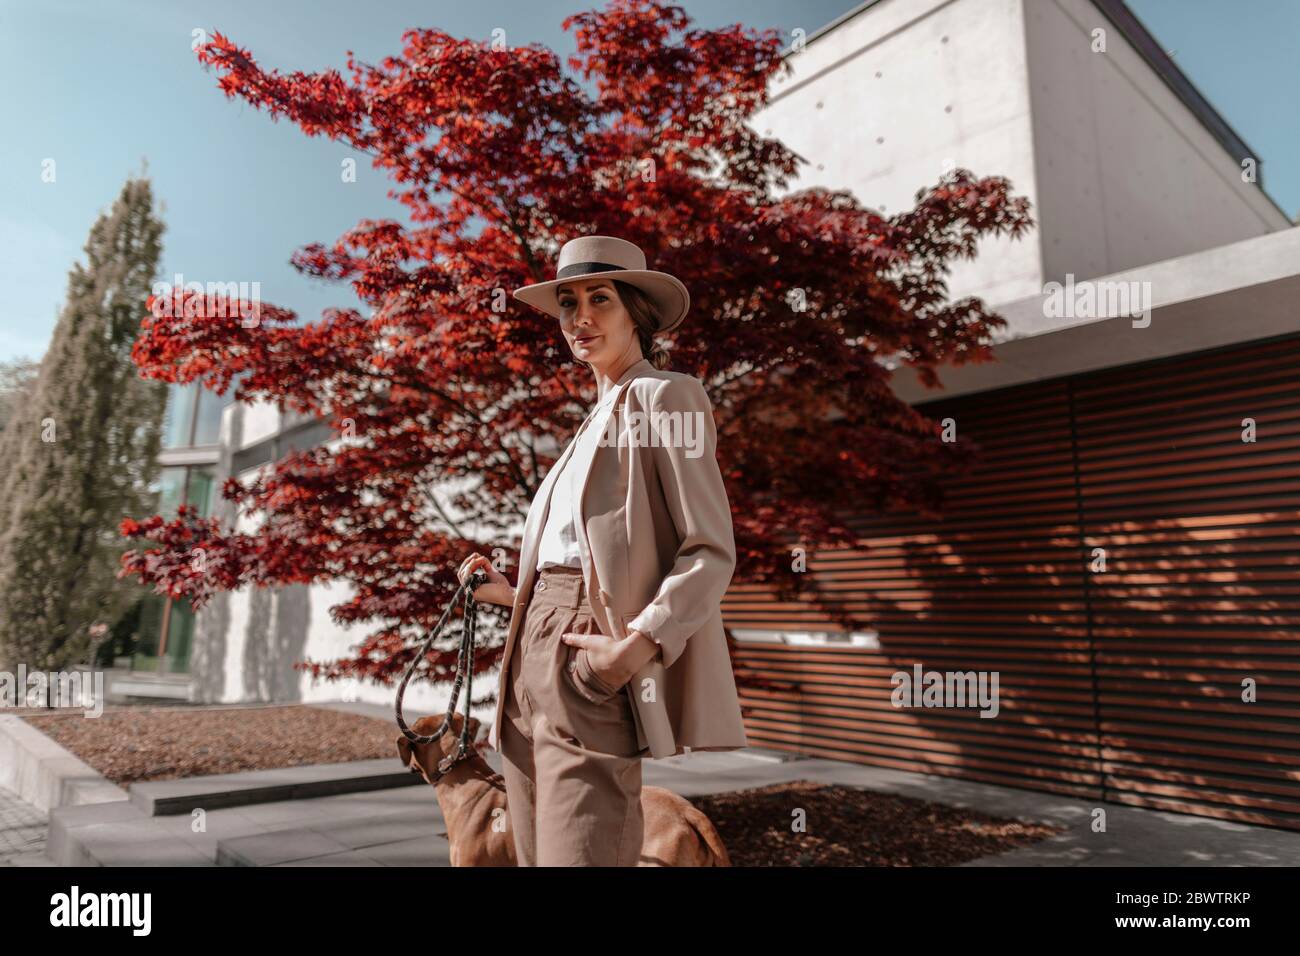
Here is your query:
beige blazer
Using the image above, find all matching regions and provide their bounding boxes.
[487,357,747,758]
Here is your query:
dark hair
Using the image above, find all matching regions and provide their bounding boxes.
[574,279,671,370]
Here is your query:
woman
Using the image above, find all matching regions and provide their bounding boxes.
[458,235,747,867]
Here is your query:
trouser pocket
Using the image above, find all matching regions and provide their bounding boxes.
[571,647,621,704]
[559,609,623,705]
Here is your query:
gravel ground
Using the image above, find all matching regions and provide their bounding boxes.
[20,703,398,786]
[689,779,1064,866]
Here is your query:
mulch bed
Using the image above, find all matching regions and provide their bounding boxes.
[689,779,1064,866]
[21,703,398,786]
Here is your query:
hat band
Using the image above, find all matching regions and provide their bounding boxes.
[555,260,626,280]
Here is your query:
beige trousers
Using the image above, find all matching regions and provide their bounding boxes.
[498,564,645,866]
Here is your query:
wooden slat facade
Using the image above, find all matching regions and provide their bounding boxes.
[723,332,1300,831]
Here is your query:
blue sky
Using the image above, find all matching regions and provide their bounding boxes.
[2,0,1296,364]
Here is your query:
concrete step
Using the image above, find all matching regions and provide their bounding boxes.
[47,760,436,865]
[47,799,154,866]
[128,758,424,816]
[0,714,129,813]
[50,790,449,866]
[217,806,450,866]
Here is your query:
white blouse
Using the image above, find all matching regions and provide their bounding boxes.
[535,388,620,571]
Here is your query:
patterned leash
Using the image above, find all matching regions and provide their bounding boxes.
[395,568,490,780]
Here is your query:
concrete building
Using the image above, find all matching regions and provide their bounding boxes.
[110,387,462,716]
[755,0,1288,308]
[113,0,1300,830]
[728,0,1300,832]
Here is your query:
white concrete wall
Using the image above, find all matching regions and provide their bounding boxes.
[199,573,501,721]
[1024,0,1289,285]
[753,0,1289,315]
[235,397,281,449]
[193,421,511,723]
[753,0,1043,308]
[890,224,1300,402]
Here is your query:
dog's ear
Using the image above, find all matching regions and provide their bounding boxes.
[467,715,482,740]
[396,735,412,767]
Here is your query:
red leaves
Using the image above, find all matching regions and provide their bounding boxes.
[118,506,235,607]
[122,0,1033,689]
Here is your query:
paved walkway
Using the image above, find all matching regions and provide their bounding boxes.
[0,783,54,867]
[20,699,1300,866]
[45,742,1300,866]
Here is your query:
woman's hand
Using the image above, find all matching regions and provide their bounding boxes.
[562,628,660,691]
[457,552,515,607]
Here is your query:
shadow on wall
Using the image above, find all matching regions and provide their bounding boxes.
[730,336,1300,832]
[188,398,312,704]
[235,583,310,703]
[193,590,231,702]
[193,582,311,704]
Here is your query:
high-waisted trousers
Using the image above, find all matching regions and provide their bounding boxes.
[498,564,645,866]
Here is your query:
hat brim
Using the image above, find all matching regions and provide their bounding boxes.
[512,269,690,333]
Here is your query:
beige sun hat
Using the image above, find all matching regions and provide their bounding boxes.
[512,235,690,333]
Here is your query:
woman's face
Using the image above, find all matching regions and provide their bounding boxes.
[554,278,637,369]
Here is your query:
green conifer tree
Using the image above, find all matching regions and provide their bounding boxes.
[0,176,167,669]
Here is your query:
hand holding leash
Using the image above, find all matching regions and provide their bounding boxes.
[457,552,514,606]
[395,567,491,779]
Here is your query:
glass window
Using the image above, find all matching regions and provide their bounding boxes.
[192,387,230,445]
[156,467,187,517]
[136,380,233,676]
[165,601,194,674]
[133,593,166,672]
[162,382,197,448]
[162,382,232,448]
[133,463,215,675]
[185,466,216,518]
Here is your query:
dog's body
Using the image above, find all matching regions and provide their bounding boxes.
[396,713,731,866]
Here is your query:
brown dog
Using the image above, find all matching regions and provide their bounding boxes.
[396,712,731,866]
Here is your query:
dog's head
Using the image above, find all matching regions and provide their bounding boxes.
[396,712,483,784]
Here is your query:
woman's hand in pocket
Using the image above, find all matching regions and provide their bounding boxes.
[561,628,657,691]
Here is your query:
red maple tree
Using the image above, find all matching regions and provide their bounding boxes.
[121,0,1033,695]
